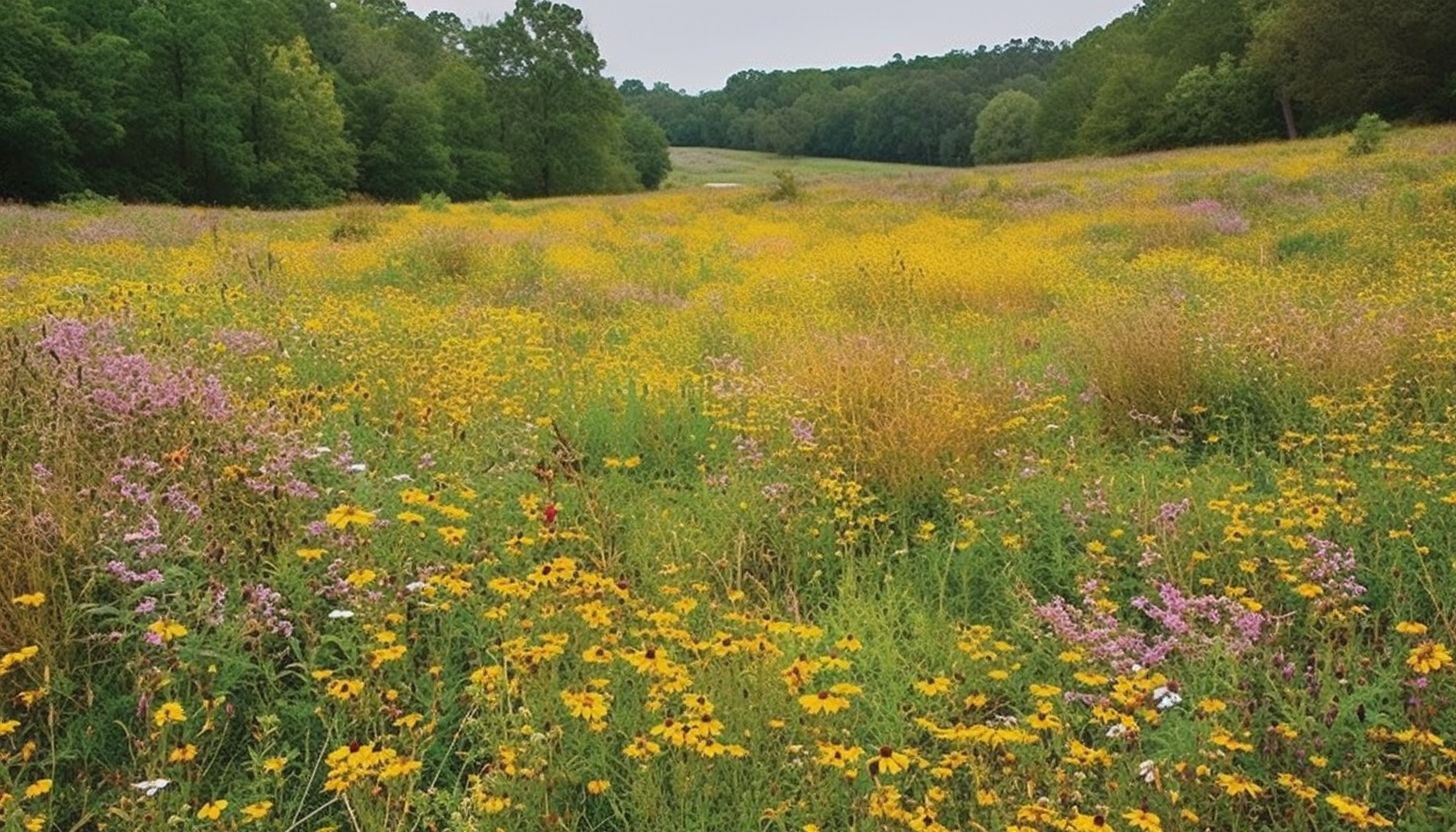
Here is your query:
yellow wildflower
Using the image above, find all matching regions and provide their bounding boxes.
[1407,641,1452,675]
[153,701,186,727]
[197,799,228,820]
[1216,772,1264,797]
[241,801,273,823]
[799,690,851,715]
[869,745,910,776]
[325,504,375,529]
[1123,809,1161,832]
[148,619,188,642]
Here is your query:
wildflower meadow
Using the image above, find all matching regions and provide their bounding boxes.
[3,127,1456,832]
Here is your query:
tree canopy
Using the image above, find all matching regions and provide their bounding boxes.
[622,0,1454,168]
[6,0,1452,203]
[0,0,669,206]
[621,40,1064,167]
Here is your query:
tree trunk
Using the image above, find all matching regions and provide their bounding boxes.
[1280,94,1298,140]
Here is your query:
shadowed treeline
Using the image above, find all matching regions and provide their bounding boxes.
[625,0,1456,166]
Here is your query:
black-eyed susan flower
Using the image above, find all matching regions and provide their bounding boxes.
[561,689,611,721]
[240,800,272,823]
[913,676,952,696]
[623,735,661,760]
[1026,702,1062,731]
[816,742,864,769]
[196,799,228,820]
[1123,808,1162,832]
[1068,813,1111,832]
[152,701,186,727]
[1407,641,1452,674]
[1216,772,1264,797]
[799,690,850,715]
[868,745,910,776]
[326,678,364,701]
[325,504,375,529]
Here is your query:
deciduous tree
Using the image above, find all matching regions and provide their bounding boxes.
[972,89,1039,165]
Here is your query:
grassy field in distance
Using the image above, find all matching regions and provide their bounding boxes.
[666,146,940,187]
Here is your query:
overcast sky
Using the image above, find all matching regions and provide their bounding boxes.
[400,1,1138,93]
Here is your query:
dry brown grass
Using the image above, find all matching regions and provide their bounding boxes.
[768,329,1000,495]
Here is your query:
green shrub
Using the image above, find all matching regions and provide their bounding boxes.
[329,200,386,242]
[418,191,451,212]
[54,189,121,213]
[488,191,514,214]
[1348,113,1392,156]
[767,169,803,202]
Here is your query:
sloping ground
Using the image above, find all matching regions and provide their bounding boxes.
[667,145,938,187]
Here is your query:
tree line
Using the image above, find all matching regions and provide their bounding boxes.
[0,0,671,206]
[624,0,1456,167]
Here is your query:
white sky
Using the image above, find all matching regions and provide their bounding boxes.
[401,1,1139,93]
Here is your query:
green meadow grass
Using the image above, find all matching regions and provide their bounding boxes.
[0,127,1455,832]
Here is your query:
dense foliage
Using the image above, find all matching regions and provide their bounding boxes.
[623,40,1062,167]
[0,0,669,205]
[627,0,1456,165]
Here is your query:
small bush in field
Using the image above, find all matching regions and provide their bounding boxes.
[1348,113,1391,156]
[767,169,802,202]
[330,200,386,241]
[419,191,451,212]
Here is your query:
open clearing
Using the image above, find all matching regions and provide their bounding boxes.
[3,127,1456,831]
